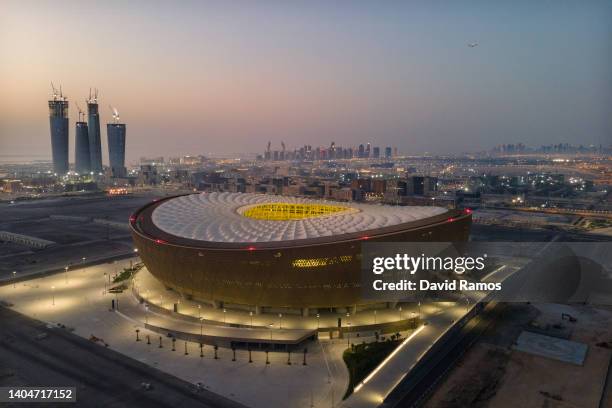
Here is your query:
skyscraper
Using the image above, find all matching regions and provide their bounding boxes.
[107,107,126,178]
[74,105,90,174]
[358,144,365,158]
[48,84,69,175]
[87,89,103,173]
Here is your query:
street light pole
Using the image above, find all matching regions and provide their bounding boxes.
[12,271,16,289]
[347,322,351,347]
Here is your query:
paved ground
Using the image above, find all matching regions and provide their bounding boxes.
[0,260,349,408]
[0,306,245,408]
[0,194,158,281]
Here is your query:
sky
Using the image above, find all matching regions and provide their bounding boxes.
[1,0,610,163]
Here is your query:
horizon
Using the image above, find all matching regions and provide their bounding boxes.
[1,1,610,163]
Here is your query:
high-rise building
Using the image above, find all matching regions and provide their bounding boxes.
[358,144,365,158]
[408,176,438,196]
[385,146,392,159]
[48,84,69,175]
[75,121,90,174]
[373,146,380,158]
[107,122,127,178]
[87,89,103,173]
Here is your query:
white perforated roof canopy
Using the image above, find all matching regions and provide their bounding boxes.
[151,192,448,243]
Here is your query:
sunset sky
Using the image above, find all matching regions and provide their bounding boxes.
[1,1,610,163]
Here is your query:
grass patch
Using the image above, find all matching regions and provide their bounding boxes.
[112,262,144,283]
[342,333,404,399]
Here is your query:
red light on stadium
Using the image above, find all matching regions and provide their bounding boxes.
[361,235,370,240]
[447,217,455,223]
[129,215,136,223]
[464,208,473,214]
[247,246,256,251]
[155,239,166,244]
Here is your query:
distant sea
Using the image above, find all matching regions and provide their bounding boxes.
[0,154,51,164]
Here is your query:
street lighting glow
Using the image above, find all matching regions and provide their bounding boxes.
[353,325,426,393]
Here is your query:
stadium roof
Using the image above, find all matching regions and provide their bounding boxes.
[151,192,448,243]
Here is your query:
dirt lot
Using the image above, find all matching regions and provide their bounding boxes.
[426,303,612,408]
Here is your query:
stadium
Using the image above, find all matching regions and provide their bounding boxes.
[130,192,472,315]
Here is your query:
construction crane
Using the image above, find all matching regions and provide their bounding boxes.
[50,82,58,99]
[109,105,120,123]
[50,82,65,101]
[75,102,85,122]
[88,87,98,104]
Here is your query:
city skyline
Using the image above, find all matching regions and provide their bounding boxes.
[1,1,611,163]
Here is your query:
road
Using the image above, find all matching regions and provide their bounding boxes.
[0,306,246,408]
[340,303,468,408]
[381,303,502,407]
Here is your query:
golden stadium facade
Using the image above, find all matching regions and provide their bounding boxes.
[130,192,471,312]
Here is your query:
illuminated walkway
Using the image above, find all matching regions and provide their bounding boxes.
[130,268,425,345]
[341,306,470,407]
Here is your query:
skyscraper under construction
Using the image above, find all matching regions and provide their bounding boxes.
[107,107,126,178]
[74,104,90,174]
[87,89,103,173]
[48,83,69,175]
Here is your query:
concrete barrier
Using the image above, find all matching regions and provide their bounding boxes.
[0,231,56,249]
